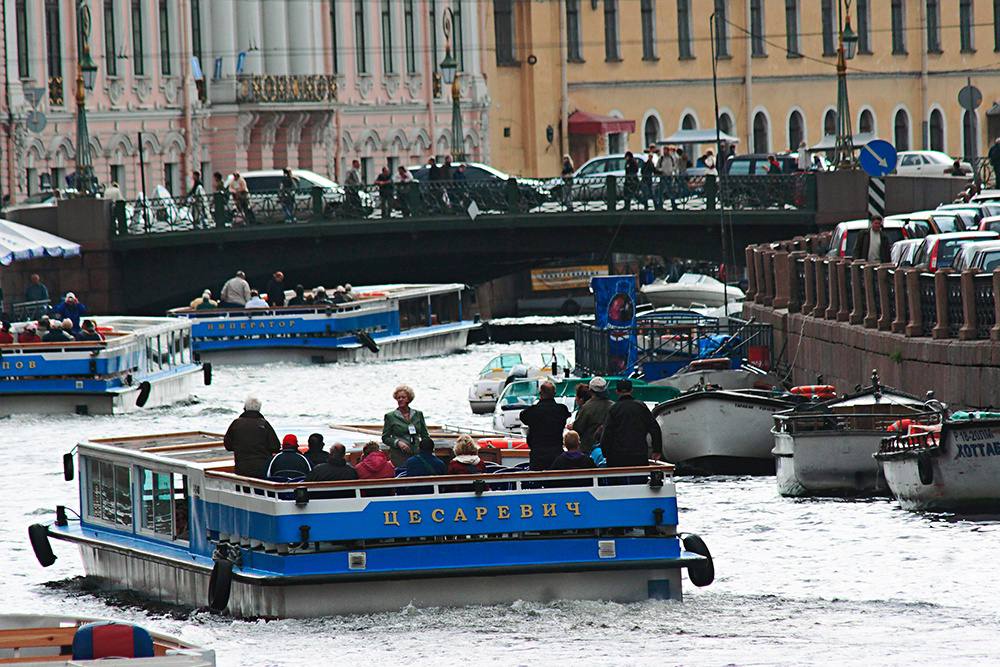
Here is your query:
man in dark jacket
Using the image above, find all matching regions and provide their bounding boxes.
[304,443,359,482]
[304,433,327,468]
[223,396,281,478]
[405,437,446,477]
[265,271,286,307]
[266,434,312,481]
[601,380,662,467]
[852,215,892,263]
[572,376,615,453]
[519,381,571,470]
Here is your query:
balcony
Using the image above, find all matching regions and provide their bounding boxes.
[235,74,337,104]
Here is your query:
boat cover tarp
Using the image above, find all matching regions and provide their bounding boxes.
[0,218,81,266]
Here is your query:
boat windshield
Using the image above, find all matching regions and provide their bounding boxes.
[500,379,540,406]
[540,352,570,369]
[480,353,523,375]
[677,273,715,286]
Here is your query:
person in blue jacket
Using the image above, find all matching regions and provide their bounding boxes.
[52,292,88,331]
[404,438,446,477]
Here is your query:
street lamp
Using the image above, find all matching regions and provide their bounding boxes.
[833,0,858,169]
[75,0,98,195]
[439,7,465,161]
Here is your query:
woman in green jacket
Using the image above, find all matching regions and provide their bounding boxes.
[382,384,431,468]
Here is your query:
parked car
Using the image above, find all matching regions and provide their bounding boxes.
[827,218,908,258]
[937,202,1000,225]
[546,153,649,202]
[886,210,967,238]
[891,238,924,267]
[953,240,1000,271]
[894,151,973,177]
[239,169,371,219]
[723,152,828,175]
[978,215,1000,233]
[407,161,549,210]
[970,189,1000,204]
[910,231,999,271]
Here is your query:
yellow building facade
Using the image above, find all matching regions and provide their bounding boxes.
[483,0,1000,177]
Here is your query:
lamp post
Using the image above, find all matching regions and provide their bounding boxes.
[833,0,858,169]
[75,0,98,195]
[439,7,465,161]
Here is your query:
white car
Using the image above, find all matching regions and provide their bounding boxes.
[894,151,973,177]
[546,153,648,202]
[240,169,372,219]
[953,240,1000,271]
[890,238,924,267]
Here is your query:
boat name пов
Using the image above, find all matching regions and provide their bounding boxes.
[383,501,582,526]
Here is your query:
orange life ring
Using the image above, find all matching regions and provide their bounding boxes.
[477,437,528,450]
[791,385,836,396]
[887,418,913,433]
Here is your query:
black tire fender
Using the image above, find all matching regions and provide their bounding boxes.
[28,524,57,567]
[203,363,213,386]
[135,381,152,408]
[682,534,715,587]
[208,560,233,612]
[356,331,379,354]
[917,455,934,486]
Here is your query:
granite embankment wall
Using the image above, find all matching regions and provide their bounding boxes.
[745,235,1000,411]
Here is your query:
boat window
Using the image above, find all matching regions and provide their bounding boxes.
[139,468,189,542]
[181,330,192,364]
[430,292,459,324]
[482,353,522,374]
[84,457,132,529]
[398,297,430,330]
[502,380,539,404]
[542,352,570,369]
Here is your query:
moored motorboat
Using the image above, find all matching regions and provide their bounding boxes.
[467,351,570,414]
[876,411,1000,511]
[653,387,802,475]
[771,372,938,497]
[0,614,214,665]
[640,273,745,308]
[30,431,714,618]
[651,358,781,393]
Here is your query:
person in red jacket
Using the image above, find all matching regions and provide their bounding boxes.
[17,322,41,344]
[446,435,486,475]
[0,322,13,344]
[355,441,396,479]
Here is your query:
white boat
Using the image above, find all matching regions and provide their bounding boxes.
[652,388,800,475]
[652,358,781,393]
[876,412,1000,511]
[771,375,936,497]
[640,273,745,308]
[467,351,570,414]
[0,614,214,665]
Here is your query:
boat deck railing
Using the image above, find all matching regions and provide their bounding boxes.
[774,409,940,435]
[168,296,390,320]
[878,429,942,454]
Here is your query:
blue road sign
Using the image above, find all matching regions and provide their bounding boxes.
[859,139,898,178]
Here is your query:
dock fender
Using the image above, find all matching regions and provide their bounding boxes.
[917,455,934,486]
[28,524,56,567]
[135,381,152,408]
[208,560,233,612]
[356,331,379,354]
[203,363,213,386]
[682,534,715,587]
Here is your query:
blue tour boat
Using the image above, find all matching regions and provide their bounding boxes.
[168,283,478,364]
[29,431,714,618]
[0,317,206,416]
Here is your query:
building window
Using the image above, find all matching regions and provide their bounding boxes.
[331,1,340,74]
[15,1,29,78]
[891,0,906,54]
[929,109,944,151]
[960,0,975,52]
[857,0,871,53]
[404,0,417,73]
[354,0,367,74]
[381,0,394,74]
[45,0,61,77]
[190,0,202,66]
[26,168,38,194]
[604,0,620,62]
[159,0,171,75]
[494,0,517,65]
[859,109,874,135]
[821,0,835,56]
[750,0,765,56]
[788,111,804,150]
[962,110,979,158]
[452,1,464,70]
[641,0,657,60]
[104,1,118,76]
[714,0,729,57]
[164,162,177,195]
[131,0,144,76]
[785,0,799,56]
[677,0,692,58]
[823,109,837,138]
[894,109,910,150]
[110,164,125,193]
[753,113,769,153]
[644,116,661,147]
[566,0,582,61]
[719,112,734,136]
[85,458,133,528]
[926,0,941,52]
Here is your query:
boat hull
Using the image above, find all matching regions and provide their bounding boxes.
[653,368,778,393]
[640,286,742,309]
[773,430,889,497]
[654,392,788,475]
[878,422,1000,511]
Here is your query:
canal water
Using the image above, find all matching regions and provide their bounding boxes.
[4,340,999,666]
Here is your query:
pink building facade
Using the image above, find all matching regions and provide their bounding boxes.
[0,0,489,202]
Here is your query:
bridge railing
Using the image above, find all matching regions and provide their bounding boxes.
[110,173,816,236]
[746,234,1000,342]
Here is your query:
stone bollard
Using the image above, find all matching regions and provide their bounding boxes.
[876,265,893,331]
[745,246,758,301]
[825,258,840,320]
[959,269,978,341]
[849,261,866,325]
[905,269,923,337]
[931,270,950,339]
[772,251,791,309]
[802,255,817,314]
[813,258,829,318]
[787,251,806,313]
[992,269,1000,342]
[892,268,908,334]
[862,264,879,328]
[761,250,776,307]
[755,250,767,304]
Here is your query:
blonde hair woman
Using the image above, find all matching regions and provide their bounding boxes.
[381,384,430,468]
[447,434,485,474]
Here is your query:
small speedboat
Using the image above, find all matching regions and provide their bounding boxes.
[467,351,570,414]
[876,410,1000,512]
[0,614,214,665]
[772,372,938,497]
[640,273,745,308]
[652,358,781,393]
[653,387,802,475]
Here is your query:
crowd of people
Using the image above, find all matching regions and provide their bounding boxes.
[222,378,661,489]
[187,269,357,310]
[0,285,101,345]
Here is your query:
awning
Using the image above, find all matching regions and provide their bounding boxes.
[568,110,636,135]
[659,129,740,145]
[0,219,81,266]
[810,133,876,151]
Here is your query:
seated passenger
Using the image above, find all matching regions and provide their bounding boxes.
[74,319,104,342]
[551,431,597,470]
[17,322,41,344]
[304,433,328,468]
[312,287,331,305]
[304,443,358,482]
[42,319,75,342]
[332,285,348,304]
[266,434,312,482]
[355,441,396,479]
[0,321,13,344]
[287,284,306,306]
[191,289,217,309]
[244,290,269,308]
[404,437,446,477]
[446,435,486,475]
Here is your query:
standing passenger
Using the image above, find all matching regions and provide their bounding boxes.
[265,271,286,307]
[223,396,281,478]
[220,270,252,307]
[601,380,662,467]
[519,381,571,470]
[381,384,431,468]
[571,377,615,453]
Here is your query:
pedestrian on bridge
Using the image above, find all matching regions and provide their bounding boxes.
[375,166,394,218]
[561,155,575,211]
[623,152,640,211]
[852,215,891,263]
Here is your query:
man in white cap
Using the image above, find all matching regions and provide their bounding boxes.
[571,376,615,454]
[52,292,88,332]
